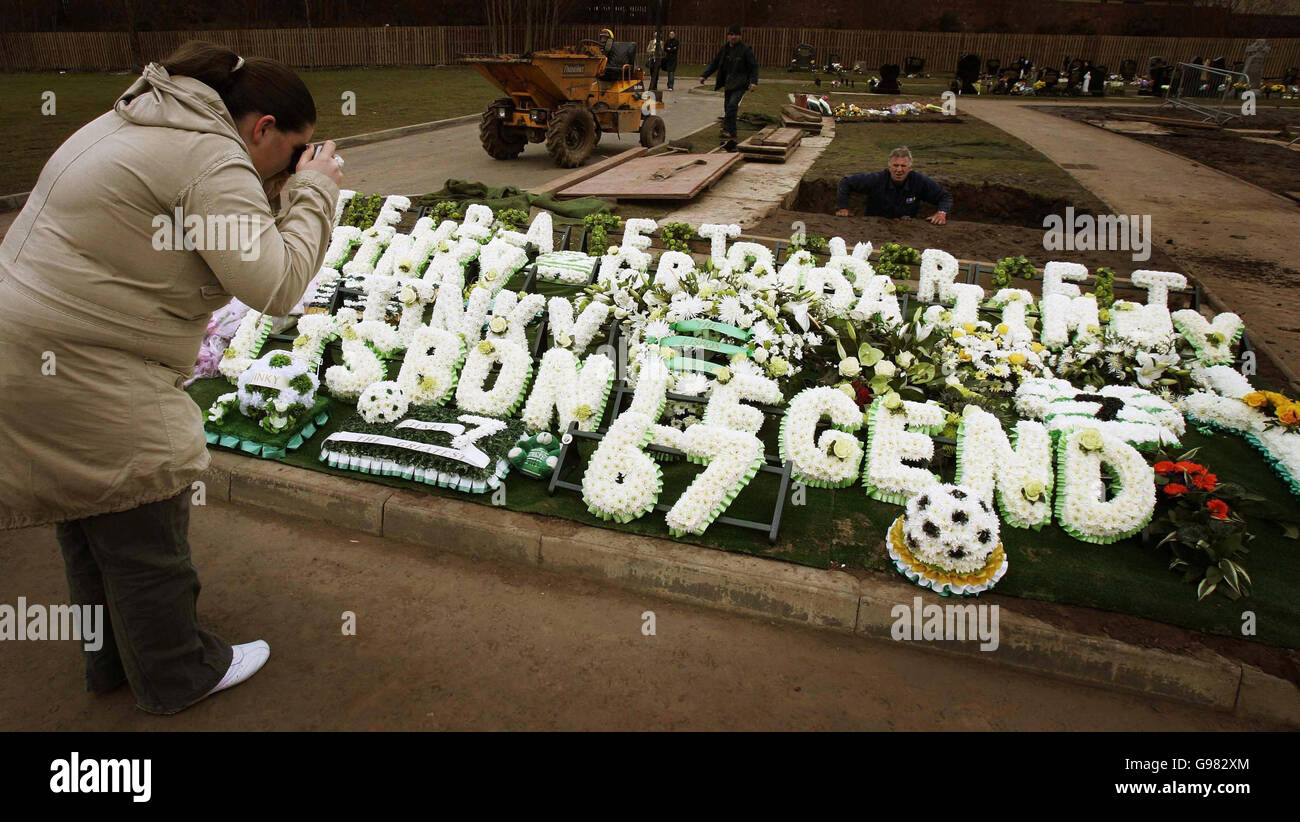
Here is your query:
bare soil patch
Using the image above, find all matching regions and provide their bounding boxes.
[1035,105,1300,198]
[793,177,1108,230]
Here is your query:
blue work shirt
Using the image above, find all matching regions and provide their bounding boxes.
[836,170,953,217]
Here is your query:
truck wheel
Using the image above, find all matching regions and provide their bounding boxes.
[480,100,526,160]
[639,114,666,147]
[545,106,598,167]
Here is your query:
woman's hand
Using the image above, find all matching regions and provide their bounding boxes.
[299,140,344,186]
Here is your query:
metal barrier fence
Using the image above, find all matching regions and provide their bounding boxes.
[1162,61,1253,123]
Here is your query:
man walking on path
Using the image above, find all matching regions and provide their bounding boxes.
[700,24,758,140]
[663,31,680,90]
[835,147,952,225]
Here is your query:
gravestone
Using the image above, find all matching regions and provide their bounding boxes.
[1087,65,1107,97]
[1243,39,1269,86]
[875,64,902,94]
[790,43,816,73]
[1041,67,1061,93]
[1151,64,1174,93]
[904,55,926,75]
[956,53,981,94]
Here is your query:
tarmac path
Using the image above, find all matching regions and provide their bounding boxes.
[0,499,1277,731]
[336,86,724,195]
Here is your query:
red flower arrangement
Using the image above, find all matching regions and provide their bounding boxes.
[1192,472,1218,492]
[1149,448,1252,601]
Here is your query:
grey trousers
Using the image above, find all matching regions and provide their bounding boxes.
[56,489,232,714]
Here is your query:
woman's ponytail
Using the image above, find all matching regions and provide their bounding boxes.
[161,40,315,132]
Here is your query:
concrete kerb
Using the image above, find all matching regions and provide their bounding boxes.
[537,520,862,630]
[857,583,1241,711]
[225,452,392,536]
[329,114,479,150]
[207,448,1298,727]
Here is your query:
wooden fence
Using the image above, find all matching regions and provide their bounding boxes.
[3,27,1299,78]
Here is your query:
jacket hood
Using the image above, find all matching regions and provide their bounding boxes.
[115,63,248,151]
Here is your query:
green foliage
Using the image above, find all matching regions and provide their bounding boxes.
[1151,448,1256,601]
[268,353,293,368]
[339,194,384,229]
[583,212,624,253]
[496,208,529,231]
[659,222,697,253]
[788,233,827,254]
[873,242,920,280]
[991,255,1036,288]
[430,201,464,225]
[288,373,315,394]
[1094,267,1116,310]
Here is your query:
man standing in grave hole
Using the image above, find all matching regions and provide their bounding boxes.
[835,146,953,225]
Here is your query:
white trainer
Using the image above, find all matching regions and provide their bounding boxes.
[204,640,270,698]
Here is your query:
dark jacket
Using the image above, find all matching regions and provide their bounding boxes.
[663,36,680,72]
[836,169,953,217]
[702,41,758,92]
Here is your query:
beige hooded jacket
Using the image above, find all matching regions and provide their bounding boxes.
[0,63,338,529]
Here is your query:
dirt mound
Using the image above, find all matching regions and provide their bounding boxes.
[793,177,1090,228]
[750,207,1179,272]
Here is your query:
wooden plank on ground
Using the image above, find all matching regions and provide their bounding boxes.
[1107,111,1221,129]
[737,126,801,162]
[760,127,804,147]
[780,103,823,123]
[739,134,800,153]
[740,146,798,162]
[530,146,651,196]
[556,153,741,199]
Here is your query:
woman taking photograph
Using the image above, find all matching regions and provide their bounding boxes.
[0,41,342,713]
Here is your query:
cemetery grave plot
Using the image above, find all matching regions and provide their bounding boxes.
[1038,105,1300,199]
[750,113,1166,276]
[749,207,1180,276]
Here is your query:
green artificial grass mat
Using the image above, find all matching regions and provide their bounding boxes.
[188,372,1300,650]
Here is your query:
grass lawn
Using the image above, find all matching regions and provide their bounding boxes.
[662,81,1104,209]
[0,67,498,194]
[807,109,1101,198]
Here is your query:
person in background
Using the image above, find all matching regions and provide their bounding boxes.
[0,40,342,714]
[835,146,952,225]
[663,30,680,91]
[646,33,660,91]
[700,24,758,140]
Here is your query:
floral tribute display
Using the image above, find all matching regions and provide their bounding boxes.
[190,195,1297,600]
[320,405,524,494]
[886,484,1008,596]
[205,351,330,458]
